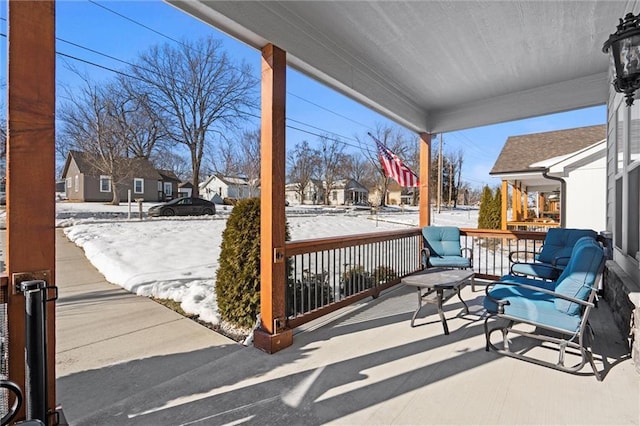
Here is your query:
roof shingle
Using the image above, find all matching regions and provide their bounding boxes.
[490,124,606,175]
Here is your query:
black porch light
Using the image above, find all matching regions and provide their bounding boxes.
[603,12,640,106]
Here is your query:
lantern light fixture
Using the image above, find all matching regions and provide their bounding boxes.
[603,12,640,106]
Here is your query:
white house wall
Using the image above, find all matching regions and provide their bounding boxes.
[563,155,606,231]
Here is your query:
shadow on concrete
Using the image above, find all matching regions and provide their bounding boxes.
[57,283,633,425]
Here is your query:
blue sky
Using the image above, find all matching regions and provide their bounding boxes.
[0,0,606,188]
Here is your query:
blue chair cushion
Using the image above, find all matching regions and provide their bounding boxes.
[537,228,598,267]
[554,237,604,315]
[484,284,581,333]
[428,255,471,268]
[422,226,462,257]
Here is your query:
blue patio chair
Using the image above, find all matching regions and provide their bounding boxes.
[421,226,473,288]
[483,236,605,380]
[509,228,597,280]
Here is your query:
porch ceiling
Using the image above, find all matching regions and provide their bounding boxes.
[167,0,637,133]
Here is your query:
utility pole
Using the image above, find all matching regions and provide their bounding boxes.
[437,133,443,213]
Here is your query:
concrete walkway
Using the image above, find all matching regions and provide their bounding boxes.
[55,229,639,425]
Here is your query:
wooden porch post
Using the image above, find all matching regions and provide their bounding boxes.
[254,44,292,353]
[7,0,57,420]
[419,133,432,227]
[511,181,520,222]
[522,188,529,220]
[501,180,508,230]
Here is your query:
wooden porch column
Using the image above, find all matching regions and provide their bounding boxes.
[7,0,56,420]
[522,188,529,220]
[419,133,432,227]
[512,181,521,221]
[254,44,292,353]
[501,180,508,230]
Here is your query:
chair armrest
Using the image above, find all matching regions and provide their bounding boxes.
[485,280,595,308]
[484,284,510,313]
[508,250,539,263]
[551,255,570,268]
[420,247,431,270]
[509,262,561,279]
[461,247,473,268]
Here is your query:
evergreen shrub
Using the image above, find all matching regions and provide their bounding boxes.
[477,185,493,229]
[215,198,265,329]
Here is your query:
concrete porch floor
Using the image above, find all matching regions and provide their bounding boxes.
[55,230,639,425]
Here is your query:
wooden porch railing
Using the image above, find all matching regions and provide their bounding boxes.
[284,227,548,328]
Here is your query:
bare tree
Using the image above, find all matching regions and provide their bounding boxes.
[130,36,258,198]
[0,86,6,167]
[316,135,347,204]
[0,116,5,162]
[359,124,414,206]
[287,141,320,204]
[58,78,137,205]
[343,153,377,188]
[151,148,191,182]
[118,76,169,159]
[237,128,261,197]
[207,137,241,177]
[452,149,464,208]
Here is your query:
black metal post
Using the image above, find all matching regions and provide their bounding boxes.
[19,280,47,423]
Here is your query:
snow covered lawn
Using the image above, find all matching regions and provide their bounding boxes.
[59,201,478,327]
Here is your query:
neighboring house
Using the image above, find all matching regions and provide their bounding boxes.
[368,180,404,206]
[199,174,260,201]
[490,125,606,231]
[61,150,179,202]
[327,179,369,205]
[157,170,181,201]
[178,181,193,198]
[285,179,325,205]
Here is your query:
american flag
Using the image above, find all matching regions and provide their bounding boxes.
[371,134,419,188]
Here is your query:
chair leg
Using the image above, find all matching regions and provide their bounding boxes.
[502,327,510,351]
[582,324,603,381]
[483,316,491,351]
[558,342,567,367]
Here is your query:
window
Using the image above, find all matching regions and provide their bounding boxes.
[158,181,162,191]
[74,175,79,192]
[134,178,144,194]
[631,103,640,165]
[332,191,337,201]
[610,96,640,261]
[164,182,172,196]
[66,177,72,188]
[616,177,623,249]
[100,175,111,193]
[617,106,625,173]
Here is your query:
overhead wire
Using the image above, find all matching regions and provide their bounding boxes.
[3,7,490,185]
[2,10,376,150]
[84,1,377,133]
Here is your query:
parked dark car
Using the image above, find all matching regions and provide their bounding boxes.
[148,197,216,217]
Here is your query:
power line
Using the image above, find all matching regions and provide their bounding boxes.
[287,93,372,130]
[87,0,185,47]
[2,9,400,158]
[57,51,138,80]
[85,1,379,134]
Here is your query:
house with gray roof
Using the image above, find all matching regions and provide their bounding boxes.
[199,174,260,202]
[61,150,180,202]
[490,125,606,230]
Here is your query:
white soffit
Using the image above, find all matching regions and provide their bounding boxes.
[167,0,638,133]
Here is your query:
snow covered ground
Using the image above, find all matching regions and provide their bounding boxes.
[57,201,479,326]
